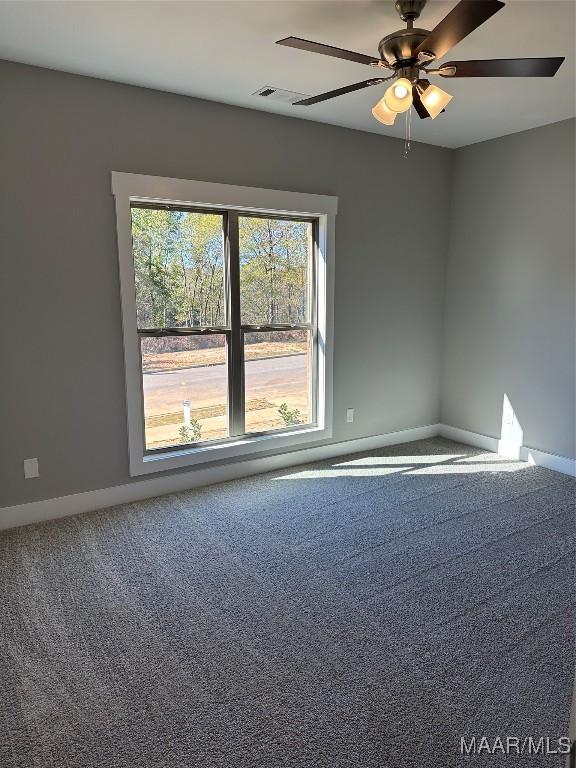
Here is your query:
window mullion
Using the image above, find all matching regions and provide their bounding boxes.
[240,323,313,333]
[226,211,245,437]
[137,327,229,337]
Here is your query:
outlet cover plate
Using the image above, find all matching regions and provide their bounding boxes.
[24,458,39,479]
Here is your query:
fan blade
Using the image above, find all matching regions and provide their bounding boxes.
[277,36,381,67]
[412,80,430,120]
[294,78,389,105]
[415,0,505,61]
[439,57,565,77]
[412,84,431,119]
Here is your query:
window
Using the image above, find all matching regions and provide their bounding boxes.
[112,173,336,476]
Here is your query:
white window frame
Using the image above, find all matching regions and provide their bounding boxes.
[112,172,337,477]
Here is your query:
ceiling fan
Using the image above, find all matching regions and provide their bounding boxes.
[276,0,565,125]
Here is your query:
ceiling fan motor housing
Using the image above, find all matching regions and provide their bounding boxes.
[394,0,427,22]
[378,28,430,67]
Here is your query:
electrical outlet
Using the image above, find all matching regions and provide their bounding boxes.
[346,408,355,424]
[23,458,39,479]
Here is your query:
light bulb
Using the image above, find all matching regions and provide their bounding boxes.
[419,83,453,119]
[383,78,413,113]
[371,96,397,125]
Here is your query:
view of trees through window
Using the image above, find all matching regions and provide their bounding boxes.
[239,216,310,325]
[132,206,315,450]
[132,208,225,328]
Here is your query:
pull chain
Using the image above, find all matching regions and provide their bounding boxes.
[403,106,412,158]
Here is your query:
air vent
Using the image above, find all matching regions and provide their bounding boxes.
[253,86,309,104]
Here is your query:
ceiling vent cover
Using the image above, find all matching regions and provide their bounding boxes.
[253,86,309,104]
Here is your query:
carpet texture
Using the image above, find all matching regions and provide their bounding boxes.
[0,438,574,767]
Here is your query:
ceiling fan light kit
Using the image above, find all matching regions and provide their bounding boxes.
[372,97,397,125]
[418,82,453,119]
[383,77,413,112]
[277,0,564,147]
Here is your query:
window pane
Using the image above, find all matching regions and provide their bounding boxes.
[239,216,312,324]
[131,207,225,329]
[141,335,228,450]
[244,330,312,434]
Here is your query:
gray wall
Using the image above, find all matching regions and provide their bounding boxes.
[0,60,451,508]
[441,119,576,459]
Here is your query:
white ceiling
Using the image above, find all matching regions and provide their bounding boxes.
[0,0,574,148]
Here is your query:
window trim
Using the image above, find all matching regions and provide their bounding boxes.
[112,172,337,477]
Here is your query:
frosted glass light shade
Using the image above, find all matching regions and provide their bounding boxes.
[371,96,397,126]
[420,83,453,119]
[383,78,413,113]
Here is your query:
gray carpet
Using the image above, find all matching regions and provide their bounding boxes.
[0,437,574,767]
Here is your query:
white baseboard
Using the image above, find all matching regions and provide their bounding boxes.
[3,422,573,532]
[437,424,500,453]
[439,423,576,478]
[0,423,439,531]
[520,445,576,478]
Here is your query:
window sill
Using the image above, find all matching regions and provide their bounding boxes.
[130,424,331,477]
